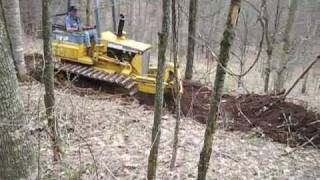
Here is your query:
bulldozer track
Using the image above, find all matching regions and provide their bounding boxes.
[55,61,139,95]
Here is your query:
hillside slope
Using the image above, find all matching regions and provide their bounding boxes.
[21,83,319,179]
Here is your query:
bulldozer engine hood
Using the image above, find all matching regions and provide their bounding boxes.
[101,31,152,53]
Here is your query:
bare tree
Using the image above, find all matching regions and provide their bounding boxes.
[1,0,27,80]
[0,12,34,179]
[284,56,320,98]
[274,0,298,93]
[197,0,242,179]
[185,0,198,80]
[42,0,61,161]
[147,0,170,179]
[263,0,281,93]
[299,14,319,94]
[85,0,91,25]
[237,11,249,88]
[110,0,117,32]
[170,0,182,170]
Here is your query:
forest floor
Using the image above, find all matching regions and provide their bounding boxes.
[21,82,320,180]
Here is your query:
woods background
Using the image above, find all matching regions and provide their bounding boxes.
[18,0,320,108]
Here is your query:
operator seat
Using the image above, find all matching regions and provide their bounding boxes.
[52,24,86,45]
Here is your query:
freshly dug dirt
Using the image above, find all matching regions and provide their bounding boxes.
[224,94,320,147]
[180,82,320,147]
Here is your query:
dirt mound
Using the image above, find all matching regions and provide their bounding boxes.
[180,82,320,147]
[224,94,320,147]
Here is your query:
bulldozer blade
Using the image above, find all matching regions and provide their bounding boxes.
[55,61,139,95]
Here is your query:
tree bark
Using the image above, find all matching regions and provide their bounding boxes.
[43,0,61,161]
[274,0,298,93]
[1,0,27,81]
[284,56,320,98]
[147,0,170,179]
[0,12,34,179]
[170,0,182,170]
[197,0,241,179]
[263,0,281,93]
[184,0,198,80]
[301,71,309,94]
[127,0,134,36]
[238,11,248,88]
[67,0,71,10]
[85,0,91,26]
[110,0,117,33]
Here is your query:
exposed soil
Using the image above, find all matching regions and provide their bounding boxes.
[224,94,320,146]
[180,82,320,147]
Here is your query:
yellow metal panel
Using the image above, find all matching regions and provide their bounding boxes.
[53,41,83,58]
[131,54,143,75]
[78,56,94,65]
[52,41,94,65]
[94,67,116,74]
[138,82,156,94]
[101,31,152,52]
[134,75,171,94]
[96,55,132,75]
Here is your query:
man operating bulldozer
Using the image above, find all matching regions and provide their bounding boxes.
[65,6,98,56]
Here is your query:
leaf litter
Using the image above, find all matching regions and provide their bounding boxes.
[21,82,320,179]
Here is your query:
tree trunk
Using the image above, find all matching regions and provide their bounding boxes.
[260,0,269,93]
[184,0,198,80]
[301,71,309,94]
[264,49,272,92]
[0,13,34,179]
[146,0,170,179]
[238,12,248,88]
[263,0,281,93]
[43,0,61,161]
[197,0,241,179]
[274,0,298,93]
[1,0,27,80]
[85,0,91,25]
[170,0,182,170]
[110,0,117,33]
[127,0,134,36]
[284,56,320,98]
[67,0,71,10]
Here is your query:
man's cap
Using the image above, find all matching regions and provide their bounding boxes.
[68,6,78,12]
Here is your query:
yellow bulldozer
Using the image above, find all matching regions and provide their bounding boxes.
[52,0,181,96]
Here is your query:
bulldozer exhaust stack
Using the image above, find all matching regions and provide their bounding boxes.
[117,14,125,37]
